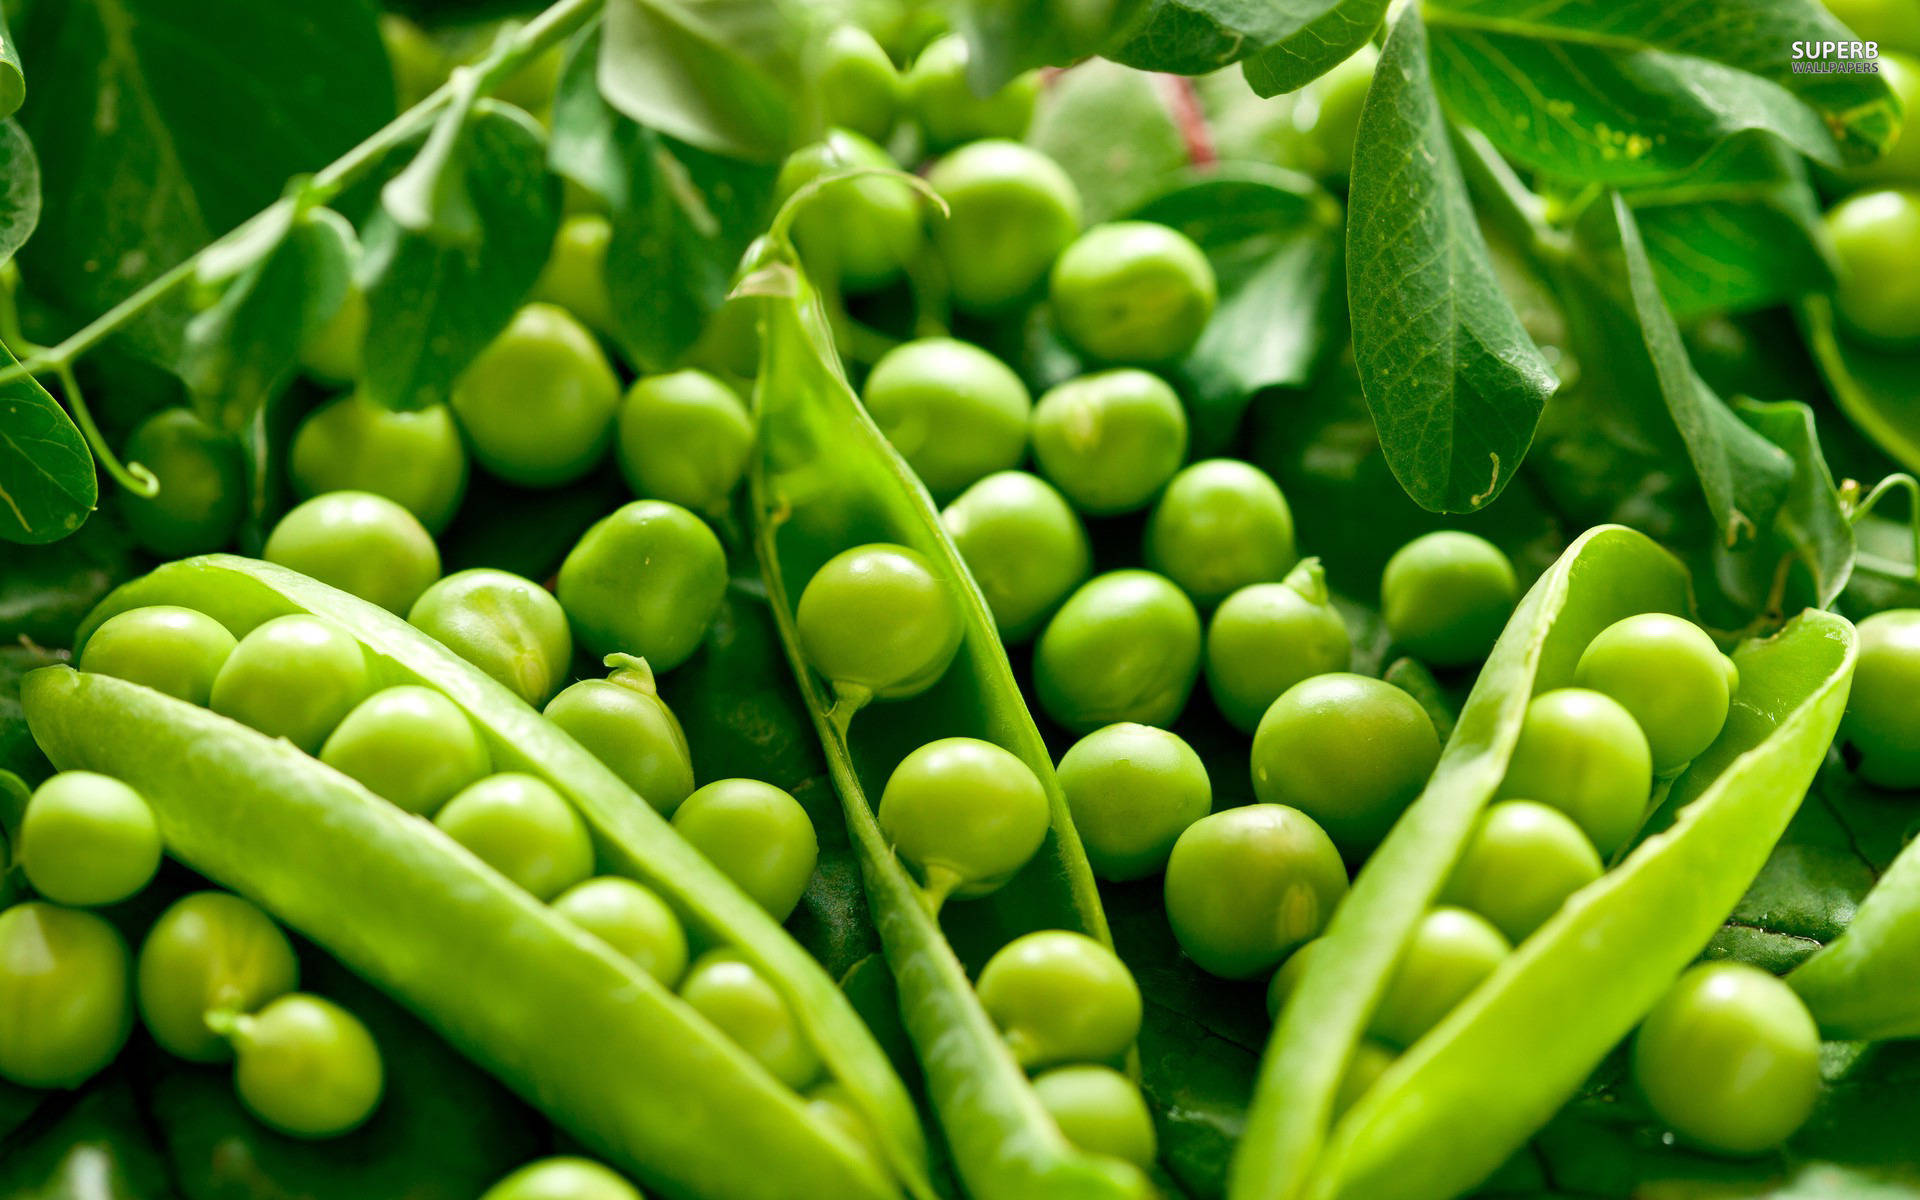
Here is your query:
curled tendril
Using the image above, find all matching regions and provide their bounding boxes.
[1847,473,1920,581]
[55,364,159,500]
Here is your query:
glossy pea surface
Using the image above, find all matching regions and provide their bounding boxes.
[225,992,385,1139]
[1368,906,1510,1049]
[1049,222,1217,366]
[1205,572,1350,734]
[79,605,237,707]
[289,391,468,534]
[544,659,696,815]
[1056,722,1211,882]
[409,569,573,708]
[209,614,372,753]
[975,930,1141,1069]
[1499,687,1652,856]
[862,338,1031,501]
[672,779,819,922]
[319,685,492,816]
[774,128,921,292]
[1032,1065,1157,1171]
[1441,800,1603,944]
[616,370,755,517]
[451,303,621,488]
[532,214,618,337]
[0,901,132,1089]
[942,471,1092,643]
[927,139,1081,314]
[796,544,963,704]
[553,876,689,988]
[558,500,729,671]
[1574,613,1730,774]
[1841,609,1920,789]
[137,890,300,1063]
[818,24,900,141]
[1034,570,1202,733]
[678,950,822,1089]
[904,35,1038,150]
[19,772,161,908]
[1163,804,1348,980]
[876,737,1050,903]
[1380,531,1518,667]
[1144,459,1297,608]
[119,408,244,557]
[435,774,596,902]
[264,491,442,615]
[1030,370,1189,516]
[481,1156,645,1200]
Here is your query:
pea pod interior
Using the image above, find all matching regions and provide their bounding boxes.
[1230,525,1856,1200]
[744,249,1143,1200]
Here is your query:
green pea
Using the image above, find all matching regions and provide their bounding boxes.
[671,779,819,922]
[18,772,161,908]
[1631,963,1820,1156]
[1335,1039,1397,1117]
[1030,370,1189,516]
[264,491,442,615]
[1250,673,1441,855]
[318,685,492,816]
[136,891,299,1063]
[795,543,964,706]
[435,775,596,902]
[298,285,368,385]
[904,34,1039,151]
[409,569,573,708]
[1368,907,1510,1049]
[943,471,1091,643]
[819,24,901,142]
[1144,459,1297,609]
[775,128,923,293]
[1379,531,1519,668]
[1842,609,1920,789]
[1056,723,1211,882]
[862,338,1032,501]
[678,950,822,1089]
[0,902,132,1089]
[1574,613,1731,774]
[1266,939,1322,1020]
[218,993,384,1139]
[1498,688,1652,856]
[532,213,618,338]
[1049,222,1217,367]
[975,930,1141,1069]
[79,605,237,707]
[1843,52,1920,186]
[1034,570,1202,733]
[1163,804,1348,980]
[1440,800,1602,944]
[1205,564,1351,735]
[1032,1064,1157,1171]
[290,391,469,534]
[209,614,373,753]
[451,303,622,488]
[806,1081,886,1172]
[552,876,689,989]
[119,408,244,557]
[545,656,696,815]
[481,1156,644,1200]
[557,500,729,672]
[927,139,1082,314]
[876,737,1051,905]
[1824,187,1920,349]
[615,370,755,517]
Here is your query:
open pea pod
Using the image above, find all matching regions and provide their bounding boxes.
[740,239,1145,1200]
[1790,819,1920,1040]
[1229,525,1856,1200]
[26,555,929,1200]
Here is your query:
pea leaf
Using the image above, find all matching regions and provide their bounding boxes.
[381,79,486,248]
[0,340,94,545]
[1108,0,1345,76]
[1241,0,1390,96]
[957,0,1151,87]
[358,103,560,411]
[0,6,22,120]
[1712,399,1854,614]
[0,119,38,265]
[1027,60,1190,225]
[1346,7,1557,514]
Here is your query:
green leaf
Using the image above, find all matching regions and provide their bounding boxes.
[358,103,560,411]
[0,119,37,264]
[0,6,22,120]
[597,0,819,163]
[381,79,485,247]
[15,0,390,364]
[0,338,94,544]
[1346,7,1557,514]
[178,208,355,433]
[1026,60,1190,225]
[1109,0,1343,76]
[1716,399,1855,616]
[1242,0,1390,96]
[958,0,1152,86]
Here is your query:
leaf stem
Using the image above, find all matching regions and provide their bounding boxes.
[1849,472,1920,581]
[54,364,158,498]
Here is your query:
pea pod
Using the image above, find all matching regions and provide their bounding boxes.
[26,555,928,1200]
[1789,817,1920,1039]
[1229,525,1855,1200]
[741,236,1146,1199]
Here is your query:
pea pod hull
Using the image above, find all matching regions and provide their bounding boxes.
[1790,820,1920,1039]
[1230,525,1856,1200]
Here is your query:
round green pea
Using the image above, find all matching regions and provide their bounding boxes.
[137,891,299,1063]
[290,391,469,534]
[775,128,922,292]
[119,408,244,557]
[298,286,367,385]
[552,876,689,988]
[1575,612,1731,774]
[678,950,822,1089]
[481,1157,644,1200]
[904,34,1039,150]
[1380,531,1519,667]
[532,213,618,338]
[1844,53,1920,186]
[18,772,161,908]
[1441,800,1602,944]
[1499,688,1652,856]
[862,338,1032,501]
[943,471,1092,643]
[1841,609,1920,789]
[209,614,372,753]
[1032,1065,1157,1171]
[451,303,622,488]
[1144,459,1297,608]
[877,737,1051,904]
[975,930,1141,1069]
[1369,906,1510,1049]
[616,370,755,517]
[0,902,132,1089]
[1056,723,1211,882]
[1631,962,1821,1156]
[557,500,729,672]
[318,685,491,816]
[264,491,441,614]
[1205,567,1351,735]
[1034,570,1202,733]
[1030,370,1189,516]
[222,993,384,1139]
[1824,187,1920,349]
[1250,673,1441,855]
[545,656,696,815]
[1336,1040,1397,1117]
[927,139,1082,314]
[435,774,595,902]
[1266,939,1323,1020]
[79,605,237,706]
[796,543,964,704]
[819,24,900,142]
[1050,222,1217,367]
[1163,804,1348,980]
[410,569,573,708]
[672,779,819,922]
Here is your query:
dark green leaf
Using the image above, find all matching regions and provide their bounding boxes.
[0,339,94,544]
[1027,60,1189,225]
[382,81,484,247]
[0,119,37,263]
[0,515,135,649]
[0,1077,172,1199]
[0,6,21,120]
[959,0,1152,86]
[1346,7,1557,513]
[597,0,818,163]
[1241,0,1389,96]
[1109,0,1340,76]
[359,103,560,411]
[1709,399,1855,613]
